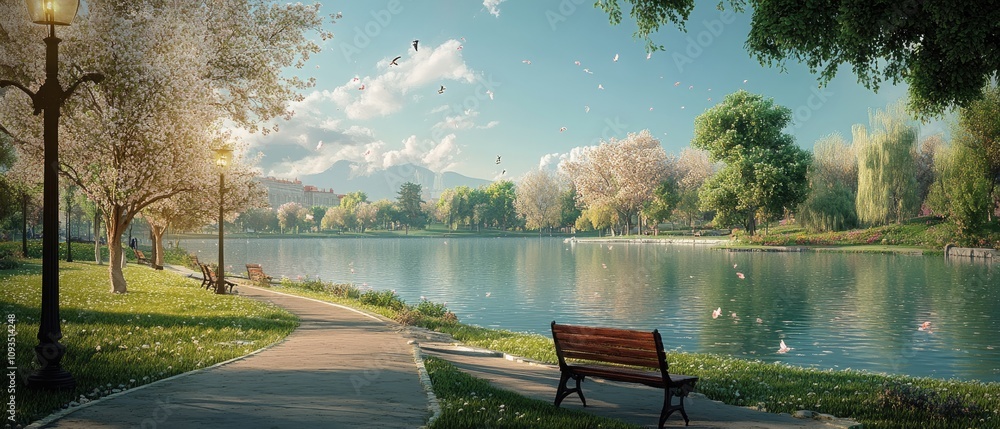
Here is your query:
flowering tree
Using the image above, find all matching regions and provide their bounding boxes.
[514,169,562,233]
[562,129,669,235]
[674,148,715,227]
[277,202,305,234]
[0,1,330,293]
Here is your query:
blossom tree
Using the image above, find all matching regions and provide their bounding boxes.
[0,1,330,293]
[562,129,669,235]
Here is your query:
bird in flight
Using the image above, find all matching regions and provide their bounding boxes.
[777,340,792,354]
[584,105,590,113]
[486,90,494,100]
[583,68,593,74]
[501,169,506,175]
[674,81,680,86]
[574,60,581,66]
[598,84,604,90]
[358,84,365,91]
[613,53,619,62]
[316,141,323,150]
[522,60,532,65]
[438,85,446,94]
[712,307,722,319]
[412,40,419,51]
[390,56,401,66]
[495,155,501,164]
[646,52,652,60]
[559,127,567,132]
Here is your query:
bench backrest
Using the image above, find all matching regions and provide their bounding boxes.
[551,321,668,373]
[247,264,265,281]
[200,263,217,281]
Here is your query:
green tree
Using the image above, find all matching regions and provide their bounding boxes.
[642,179,680,233]
[597,0,1000,116]
[692,91,811,235]
[310,206,327,232]
[396,182,426,234]
[798,133,858,232]
[514,170,562,233]
[929,140,993,238]
[558,185,582,230]
[482,180,517,230]
[372,199,397,230]
[854,103,920,226]
[956,84,1000,217]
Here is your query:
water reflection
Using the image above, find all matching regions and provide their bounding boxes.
[178,237,1000,382]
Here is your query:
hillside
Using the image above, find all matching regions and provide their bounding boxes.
[301,160,491,200]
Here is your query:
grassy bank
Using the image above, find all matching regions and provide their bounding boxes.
[263,278,999,429]
[0,261,297,426]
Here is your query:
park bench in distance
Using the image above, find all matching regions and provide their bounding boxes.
[199,263,236,293]
[134,249,150,265]
[246,263,273,284]
[550,321,699,428]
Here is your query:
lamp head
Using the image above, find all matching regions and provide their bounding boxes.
[214,145,233,169]
[25,0,80,26]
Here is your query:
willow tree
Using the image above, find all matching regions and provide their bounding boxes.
[854,103,920,226]
[514,169,562,234]
[563,129,669,235]
[693,91,811,235]
[798,133,858,232]
[0,1,330,293]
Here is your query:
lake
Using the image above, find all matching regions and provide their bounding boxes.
[175,236,1000,382]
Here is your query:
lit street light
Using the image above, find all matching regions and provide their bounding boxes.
[214,145,232,294]
[0,0,104,390]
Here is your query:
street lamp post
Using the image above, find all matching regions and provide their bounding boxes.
[214,145,232,294]
[0,0,104,390]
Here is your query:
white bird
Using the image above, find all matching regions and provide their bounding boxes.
[584,105,590,113]
[778,340,792,354]
[598,84,604,90]
[712,307,722,319]
[583,68,593,74]
[438,85,446,94]
[743,79,748,83]
[574,60,581,66]
[485,292,491,297]
[522,60,531,65]
[674,81,680,86]
[688,85,694,90]
[486,90,494,100]
[646,52,652,60]
[613,53,619,62]
[559,127,567,132]
[457,45,463,50]
[649,107,654,111]
[316,141,323,150]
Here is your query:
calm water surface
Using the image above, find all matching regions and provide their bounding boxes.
[177,237,1000,382]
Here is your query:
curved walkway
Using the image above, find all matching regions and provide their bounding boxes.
[35,284,432,429]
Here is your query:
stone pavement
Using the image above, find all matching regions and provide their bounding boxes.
[30,264,862,429]
[32,282,433,429]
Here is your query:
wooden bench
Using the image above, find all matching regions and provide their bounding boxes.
[246,263,273,284]
[134,249,150,265]
[551,321,699,428]
[199,263,236,293]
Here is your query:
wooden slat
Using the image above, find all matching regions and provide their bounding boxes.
[562,350,660,368]
[557,340,660,361]
[553,323,653,341]
[555,335,658,352]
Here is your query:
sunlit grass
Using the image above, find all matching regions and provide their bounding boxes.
[269,278,1000,429]
[0,261,297,426]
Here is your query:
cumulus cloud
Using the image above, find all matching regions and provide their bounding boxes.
[378,134,460,173]
[538,146,596,172]
[332,40,476,120]
[483,0,506,17]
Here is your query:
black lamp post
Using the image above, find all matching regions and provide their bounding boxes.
[0,0,103,390]
[214,145,232,294]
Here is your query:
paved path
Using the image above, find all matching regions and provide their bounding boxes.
[35,284,432,429]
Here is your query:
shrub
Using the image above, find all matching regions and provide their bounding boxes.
[416,300,449,318]
[877,382,989,423]
[359,289,405,311]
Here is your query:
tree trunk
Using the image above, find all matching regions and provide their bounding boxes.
[65,197,73,262]
[20,192,28,258]
[94,209,102,265]
[151,224,166,269]
[105,208,129,293]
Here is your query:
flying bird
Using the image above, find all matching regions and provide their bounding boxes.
[501,169,506,175]
[743,79,748,83]
[559,127,567,132]
[522,60,531,65]
[649,107,654,111]
[457,45,463,50]
[316,141,323,150]
[613,53,619,62]
[486,90,494,100]
[674,81,680,86]
[353,76,360,82]
[646,52,652,60]
[438,85,446,94]
[390,56,401,66]
[364,149,371,156]
[358,84,365,90]
[688,85,694,90]
[584,105,590,113]
[583,68,593,74]
[574,60,581,66]
[712,307,722,319]
[736,272,745,279]
[777,340,792,354]
[412,39,419,51]
[496,155,501,164]
[597,84,604,90]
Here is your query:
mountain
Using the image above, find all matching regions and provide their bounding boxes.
[301,160,491,201]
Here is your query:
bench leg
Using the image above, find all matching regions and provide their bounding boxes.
[554,371,586,407]
[659,384,694,428]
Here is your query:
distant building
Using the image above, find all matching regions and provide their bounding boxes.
[255,177,343,209]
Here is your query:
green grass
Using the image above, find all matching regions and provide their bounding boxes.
[424,356,640,429]
[265,278,1000,429]
[0,261,298,426]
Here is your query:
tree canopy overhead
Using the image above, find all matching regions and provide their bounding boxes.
[598,0,1000,117]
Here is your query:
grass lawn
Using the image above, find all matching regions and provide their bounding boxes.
[0,261,297,426]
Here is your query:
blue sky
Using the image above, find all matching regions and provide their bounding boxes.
[245,0,948,187]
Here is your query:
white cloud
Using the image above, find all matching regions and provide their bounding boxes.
[379,134,460,173]
[483,0,506,17]
[539,146,596,172]
[332,40,476,120]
